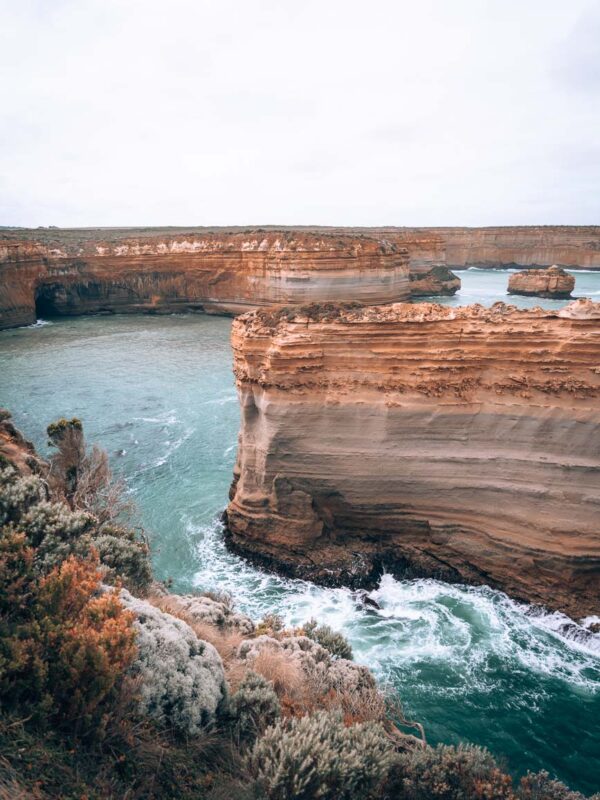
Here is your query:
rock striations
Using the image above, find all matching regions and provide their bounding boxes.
[508,266,575,299]
[2,224,600,330]
[0,231,410,330]
[426,226,600,271]
[226,299,600,619]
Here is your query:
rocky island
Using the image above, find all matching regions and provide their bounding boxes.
[508,265,575,299]
[226,299,600,620]
[409,265,461,296]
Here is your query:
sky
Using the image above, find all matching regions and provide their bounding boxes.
[1,0,599,227]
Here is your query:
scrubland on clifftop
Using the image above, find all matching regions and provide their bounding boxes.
[0,410,598,799]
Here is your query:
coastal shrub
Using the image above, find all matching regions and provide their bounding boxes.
[228,671,281,745]
[46,418,85,505]
[119,590,228,736]
[47,416,134,525]
[0,452,152,590]
[385,743,514,800]
[247,710,393,800]
[517,771,599,800]
[0,542,136,735]
[38,555,137,732]
[148,593,246,666]
[21,502,97,573]
[93,527,152,591]
[303,618,353,660]
[176,592,255,634]
[255,613,284,636]
[0,464,45,525]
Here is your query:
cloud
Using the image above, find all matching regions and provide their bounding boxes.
[552,3,600,94]
[0,0,598,226]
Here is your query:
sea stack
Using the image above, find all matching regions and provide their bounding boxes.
[507,265,575,299]
[226,299,600,619]
[409,265,461,297]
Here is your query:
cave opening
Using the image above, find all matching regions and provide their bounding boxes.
[34,284,61,319]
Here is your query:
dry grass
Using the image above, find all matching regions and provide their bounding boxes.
[248,648,305,697]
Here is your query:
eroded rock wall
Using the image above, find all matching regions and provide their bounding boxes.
[426,226,600,270]
[0,230,410,329]
[226,300,600,618]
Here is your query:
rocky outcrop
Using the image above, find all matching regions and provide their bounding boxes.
[508,266,575,299]
[409,266,460,297]
[0,230,410,329]
[226,299,600,619]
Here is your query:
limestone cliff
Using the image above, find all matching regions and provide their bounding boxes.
[3,225,600,330]
[508,266,575,298]
[422,226,600,270]
[226,299,600,619]
[0,231,410,329]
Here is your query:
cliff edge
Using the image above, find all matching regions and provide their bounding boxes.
[226,299,600,619]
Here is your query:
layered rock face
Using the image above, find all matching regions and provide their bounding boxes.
[425,226,600,270]
[0,231,410,329]
[3,225,599,330]
[409,265,460,297]
[508,266,575,298]
[226,299,600,618]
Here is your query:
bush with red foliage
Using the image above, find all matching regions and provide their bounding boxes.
[0,535,136,737]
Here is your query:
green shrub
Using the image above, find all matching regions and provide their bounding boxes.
[228,671,281,745]
[247,710,393,800]
[0,457,152,591]
[303,619,353,660]
[93,526,152,592]
[255,613,284,636]
[0,464,45,525]
[385,743,514,799]
[46,418,83,438]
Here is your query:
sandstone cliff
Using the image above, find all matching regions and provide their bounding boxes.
[419,226,600,270]
[3,225,599,330]
[507,265,575,298]
[0,231,410,329]
[226,299,600,619]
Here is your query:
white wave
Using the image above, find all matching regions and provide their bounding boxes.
[200,395,237,406]
[133,410,179,425]
[189,524,600,694]
[566,268,600,273]
[148,427,193,469]
[25,318,53,328]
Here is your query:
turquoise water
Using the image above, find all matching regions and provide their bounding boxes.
[436,267,600,309]
[1,269,599,793]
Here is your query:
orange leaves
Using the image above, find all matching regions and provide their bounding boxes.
[0,543,137,735]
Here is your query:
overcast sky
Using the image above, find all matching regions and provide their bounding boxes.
[1,0,599,227]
